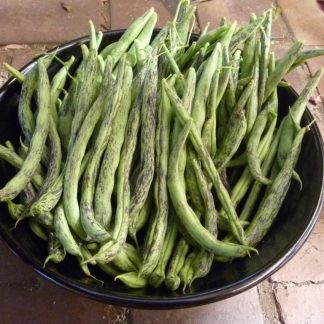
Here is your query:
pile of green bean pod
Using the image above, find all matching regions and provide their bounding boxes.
[1,0,323,292]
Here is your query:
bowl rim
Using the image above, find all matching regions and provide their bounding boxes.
[0,29,324,309]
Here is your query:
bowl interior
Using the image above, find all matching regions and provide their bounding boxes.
[0,30,323,308]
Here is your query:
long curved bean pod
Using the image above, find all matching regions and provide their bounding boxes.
[168,119,253,256]
[277,68,323,167]
[129,54,158,244]
[164,79,249,246]
[80,58,130,243]
[246,127,305,246]
[54,203,83,259]
[100,8,155,62]
[0,145,44,189]
[247,108,272,184]
[140,83,173,278]
[263,41,302,103]
[94,63,133,230]
[63,59,113,239]
[0,58,50,202]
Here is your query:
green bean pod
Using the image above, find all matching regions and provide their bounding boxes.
[115,272,148,289]
[148,210,178,288]
[80,58,130,243]
[94,63,133,230]
[164,80,249,246]
[240,125,282,222]
[264,41,302,103]
[246,43,260,134]
[202,43,222,157]
[54,203,83,259]
[277,68,323,167]
[44,232,66,266]
[165,238,190,291]
[86,74,145,265]
[0,145,44,189]
[240,14,257,79]
[246,107,272,184]
[63,59,113,239]
[168,118,253,256]
[214,80,254,170]
[246,127,306,246]
[258,10,272,106]
[68,49,99,147]
[0,58,50,202]
[100,8,155,63]
[127,12,158,67]
[129,55,158,244]
[28,219,48,241]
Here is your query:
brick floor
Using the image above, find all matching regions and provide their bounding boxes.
[0,0,107,44]
[131,288,264,324]
[274,284,324,324]
[196,0,290,40]
[277,0,324,46]
[109,0,172,29]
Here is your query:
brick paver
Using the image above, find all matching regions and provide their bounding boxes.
[274,284,324,324]
[0,0,106,45]
[196,0,290,40]
[277,0,324,46]
[109,0,172,29]
[131,288,264,324]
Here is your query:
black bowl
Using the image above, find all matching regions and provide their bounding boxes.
[0,30,323,309]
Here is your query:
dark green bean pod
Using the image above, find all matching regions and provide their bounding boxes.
[94,62,134,230]
[240,126,282,222]
[148,211,178,287]
[85,72,146,265]
[263,41,302,103]
[246,127,306,246]
[258,10,272,106]
[68,48,99,147]
[246,107,272,184]
[240,14,257,79]
[246,41,260,134]
[129,54,158,245]
[28,219,48,241]
[140,80,172,278]
[44,232,66,266]
[80,58,130,243]
[214,80,254,170]
[63,58,113,239]
[230,14,265,51]
[165,238,190,291]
